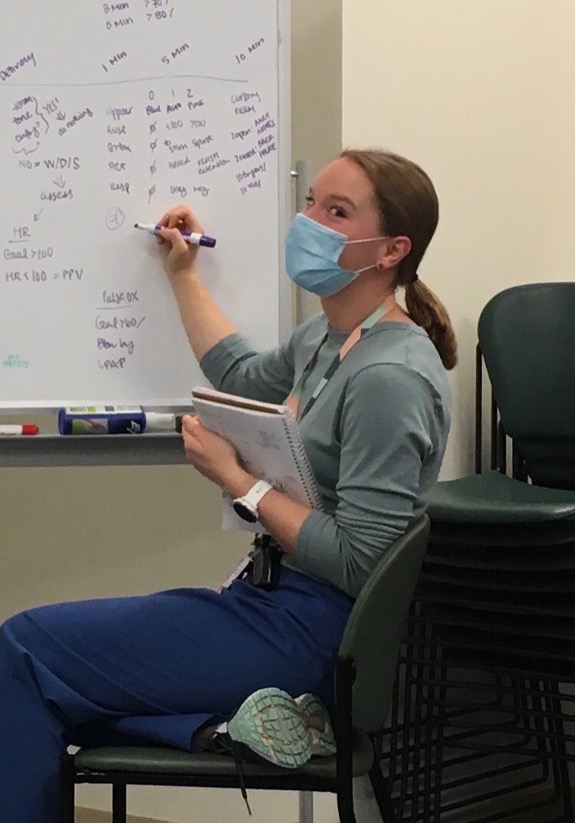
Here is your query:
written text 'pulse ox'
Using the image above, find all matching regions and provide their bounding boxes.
[134,223,217,248]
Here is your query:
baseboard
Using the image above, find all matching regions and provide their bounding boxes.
[76,807,166,823]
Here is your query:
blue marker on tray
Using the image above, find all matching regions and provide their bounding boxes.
[58,406,178,435]
[134,223,217,248]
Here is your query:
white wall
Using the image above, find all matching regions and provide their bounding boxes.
[343,0,574,479]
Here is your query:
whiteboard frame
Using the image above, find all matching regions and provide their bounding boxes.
[277,0,294,346]
[0,0,294,416]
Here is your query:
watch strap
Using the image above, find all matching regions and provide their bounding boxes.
[232,480,273,522]
[242,479,273,508]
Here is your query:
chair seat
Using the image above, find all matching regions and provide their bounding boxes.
[410,620,574,661]
[412,603,574,640]
[415,582,574,616]
[74,732,375,782]
[429,646,574,682]
[419,565,573,592]
[428,472,575,523]
[424,542,574,570]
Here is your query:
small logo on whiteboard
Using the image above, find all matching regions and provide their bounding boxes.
[2,354,30,368]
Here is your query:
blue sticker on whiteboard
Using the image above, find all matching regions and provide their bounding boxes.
[2,354,30,368]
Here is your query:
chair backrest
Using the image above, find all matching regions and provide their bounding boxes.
[338,516,430,734]
[477,282,575,489]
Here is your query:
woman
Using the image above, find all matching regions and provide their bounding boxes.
[0,149,455,822]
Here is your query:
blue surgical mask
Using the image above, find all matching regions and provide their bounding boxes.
[285,213,387,297]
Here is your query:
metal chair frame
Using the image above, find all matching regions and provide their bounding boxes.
[383,615,574,822]
[475,342,528,481]
[382,285,575,821]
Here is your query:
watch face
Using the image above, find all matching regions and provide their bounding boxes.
[232,499,259,523]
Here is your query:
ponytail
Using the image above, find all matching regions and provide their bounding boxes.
[340,148,457,369]
[405,279,458,370]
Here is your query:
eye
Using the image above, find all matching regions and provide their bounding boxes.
[303,194,348,219]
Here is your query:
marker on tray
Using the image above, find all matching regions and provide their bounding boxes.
[134,223,217,248]
[58,406,180,435]
[0,424,39,436]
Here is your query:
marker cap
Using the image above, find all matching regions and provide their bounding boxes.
[0,424,40,436]
[22,424,39,435]
[144,412,179,432]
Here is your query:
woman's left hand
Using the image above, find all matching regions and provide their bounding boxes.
[181,414,242,487]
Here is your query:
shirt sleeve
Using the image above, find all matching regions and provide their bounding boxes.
[295,364,442,597]
[199,332,295,404]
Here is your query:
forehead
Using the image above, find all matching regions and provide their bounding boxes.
[311,157,375,206]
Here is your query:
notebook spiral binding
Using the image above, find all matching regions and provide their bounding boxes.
[282,412,324,510]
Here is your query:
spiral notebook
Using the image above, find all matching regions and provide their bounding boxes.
[191,386,323,532]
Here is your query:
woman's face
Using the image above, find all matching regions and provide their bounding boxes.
[303,157,385,274]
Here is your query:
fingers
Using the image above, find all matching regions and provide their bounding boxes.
[156,205,205,251]
[157,204,205,234]
[158,226,189,254]
[181,416,200,463]
[181,414,199,435]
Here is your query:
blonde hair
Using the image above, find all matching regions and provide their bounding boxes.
[341,149,457,370]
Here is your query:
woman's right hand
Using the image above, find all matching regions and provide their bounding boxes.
[156,204,205,278]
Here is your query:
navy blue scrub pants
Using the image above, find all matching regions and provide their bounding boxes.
[0,568,353,822]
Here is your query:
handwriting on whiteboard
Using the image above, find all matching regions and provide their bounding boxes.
[0,0,281,403]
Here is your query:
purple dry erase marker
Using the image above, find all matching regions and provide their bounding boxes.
[134,223,217,248]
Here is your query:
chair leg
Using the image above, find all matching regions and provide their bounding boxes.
[112,783,127,823]
[336,779,356,824]
[547,681,574,822]
[58,753,76,823]
[335,657,356,823]
[368,760,396,822]
[298,790,314,822]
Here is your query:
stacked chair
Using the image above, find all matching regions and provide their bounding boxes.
[383,282,575,822]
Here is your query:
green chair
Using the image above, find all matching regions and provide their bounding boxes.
[475,281,574,489]
[59,516,431,823]
[383,283,575,822]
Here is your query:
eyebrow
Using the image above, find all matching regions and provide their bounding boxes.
[308,188,358,210]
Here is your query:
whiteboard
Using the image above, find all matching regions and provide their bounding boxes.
[0,0,291,409]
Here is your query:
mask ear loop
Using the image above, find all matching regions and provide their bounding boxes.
[354,263,380,275]
[344,235,389,245]
[346,236,391,276]
[343,237,392,277]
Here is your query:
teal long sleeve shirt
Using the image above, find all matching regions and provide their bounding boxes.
[200,314,452,598]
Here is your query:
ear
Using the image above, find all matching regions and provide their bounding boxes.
[377,236,412,271]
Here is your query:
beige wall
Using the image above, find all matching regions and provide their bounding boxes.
[291,0,342,322]
[1,1,573,821]
[343,0,574,479]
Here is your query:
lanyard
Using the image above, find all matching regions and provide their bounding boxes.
[286,299,393,421]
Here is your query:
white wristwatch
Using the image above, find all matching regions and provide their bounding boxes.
[232,480,273,523]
